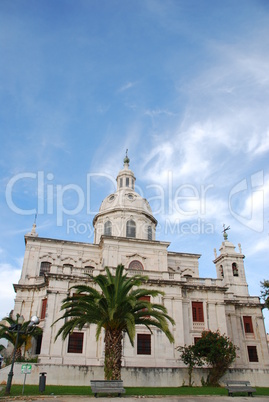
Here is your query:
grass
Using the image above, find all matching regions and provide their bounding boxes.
[1,385,269,398]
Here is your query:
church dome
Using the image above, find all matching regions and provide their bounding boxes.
[98,189,154,216]
[93,152,157,243]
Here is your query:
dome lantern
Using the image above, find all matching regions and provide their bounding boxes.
[116,150,136,191]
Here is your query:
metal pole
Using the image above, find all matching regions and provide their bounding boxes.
[22,372,27,395]
[5,323,21,395]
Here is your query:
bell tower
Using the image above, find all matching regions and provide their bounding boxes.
[213,226,249,296]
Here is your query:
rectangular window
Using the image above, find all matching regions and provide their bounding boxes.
[137,334,151,355]
[35,335,42,355]
[139,296,150,302]
[192,302,204,322]
[126,220,136,238]
[40,261,51,276]
[243,316,254,333]
[68,332,84,353]
[40,298,47,320]
[139,296,150,317]
[247,346,258,362]
[148,226,152,240]
[126,177,129,187]
[120,178,123,188]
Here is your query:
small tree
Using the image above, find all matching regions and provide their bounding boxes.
[261,280,269,309]
[176,344,203,386]
[195,330,238,386]
[0,314,42,361]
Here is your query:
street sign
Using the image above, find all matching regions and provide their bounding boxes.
[21,364,32,374]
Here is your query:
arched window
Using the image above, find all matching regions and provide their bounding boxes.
[147,226,152,240]
[63,264,73,268]
[39,261,51,276]
[128,260,144,270]
[232,262,238,277]
[104,221,112,236]
[126,219,136,238]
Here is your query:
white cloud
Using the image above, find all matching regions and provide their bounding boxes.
[0,264,21,319]
[144,109,175,118]
[246,237,269,257]
[254,129,269,155]
[118,81,137,92]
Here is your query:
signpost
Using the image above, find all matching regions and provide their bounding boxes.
[21,364,32,395]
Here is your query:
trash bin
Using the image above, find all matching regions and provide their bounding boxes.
[39,372,47,392]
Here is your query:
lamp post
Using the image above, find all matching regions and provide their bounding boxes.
[5,315,40,395]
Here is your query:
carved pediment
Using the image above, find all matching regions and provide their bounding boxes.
[39,254,55,262]
[126,253,146,260]
[61,256,77,265]
[82,258,98,266]
[181,268,194,277]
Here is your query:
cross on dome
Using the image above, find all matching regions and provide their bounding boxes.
[123,149,130,165]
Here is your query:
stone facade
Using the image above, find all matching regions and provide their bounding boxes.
[5,157,269,384]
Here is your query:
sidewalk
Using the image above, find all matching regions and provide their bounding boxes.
[2,397,269,402]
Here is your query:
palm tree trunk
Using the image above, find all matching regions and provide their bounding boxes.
[15,347,22,361]
[104,329,123,380]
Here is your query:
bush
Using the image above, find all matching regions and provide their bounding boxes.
[195,330,238,386]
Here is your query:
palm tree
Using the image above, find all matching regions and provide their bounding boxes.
[54,264,175,380]
[0,314,42,360]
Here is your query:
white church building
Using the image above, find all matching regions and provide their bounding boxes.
[2,155,269,386]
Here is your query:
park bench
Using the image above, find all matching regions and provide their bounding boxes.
[90,380,126,397]
[225,380,256,397]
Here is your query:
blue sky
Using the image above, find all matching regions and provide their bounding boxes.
[0,0,269,331]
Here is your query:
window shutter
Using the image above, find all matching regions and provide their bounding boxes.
[40,298,47,320]
[243,316,254,333]
[192,302,204,322]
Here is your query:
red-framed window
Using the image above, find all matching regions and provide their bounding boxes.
[139,296,150,303]
[139,296,150,317]
[247,346,258,362]
[40,298,47,320]
[192,302,204,322]
[137,334,151,355]
[243,316,254,333]
[67,332,84,354]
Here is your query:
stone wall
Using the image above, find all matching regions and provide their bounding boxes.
[0,364,268,387]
